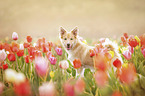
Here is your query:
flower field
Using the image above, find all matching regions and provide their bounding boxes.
[0,32,145,96]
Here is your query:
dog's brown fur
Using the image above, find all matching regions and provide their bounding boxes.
[59,27,94,67]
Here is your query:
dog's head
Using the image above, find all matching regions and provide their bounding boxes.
[59,27,78,50]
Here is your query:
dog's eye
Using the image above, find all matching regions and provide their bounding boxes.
[70,38,73,40]
[64,38,67,40]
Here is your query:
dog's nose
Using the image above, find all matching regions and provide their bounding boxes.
[67,44,70,47]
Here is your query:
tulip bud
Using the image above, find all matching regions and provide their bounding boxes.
[0,49,7,62]
[59,60,69,69]
[55,47,62,56]
[12,32,18,40]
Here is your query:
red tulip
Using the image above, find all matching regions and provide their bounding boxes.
[10,42,19,52]
[26,36,32,43]
[113,58,122,68]
[14,80,31,96]
[25,55,30,63]
[73,59,81,69]
[128,35,138,47]
[17,50,24,57]
[55,47,62,56]
[24,42,30,48]
[123,33,128,39]
[3,64,8,70]
[117,64,136,84]
[12,32,18,40]
[94,70,108,87]
[8,53,16,61]
[3,43,11,52]
[28,46,35,56]
[139,34,145,47]
[112,90,122,96]
[0,42,3,50]
[122,50,132,60]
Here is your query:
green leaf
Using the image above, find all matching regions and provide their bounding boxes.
[72,68,76,77]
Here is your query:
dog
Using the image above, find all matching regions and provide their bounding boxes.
[59,27,123,74]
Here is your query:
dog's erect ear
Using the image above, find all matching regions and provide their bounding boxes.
[71,27,78,37]
[60,27,66,38]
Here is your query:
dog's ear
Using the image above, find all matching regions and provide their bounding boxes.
[71,27,78,37]
[60,27,66,38]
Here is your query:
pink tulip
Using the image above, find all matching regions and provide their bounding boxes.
[122,50,132,60]
[12,32,18,40]
[55,47,62,56]
[59,60,69,69]
[39,82,55,96]
[94,70,108,87]
[35,57,49,77]
[64,82,75,96]
[141,47,145,58]
[74,78,85,94]
[128,46,134,54]
[0,49,7,62]
[48,55,57,65]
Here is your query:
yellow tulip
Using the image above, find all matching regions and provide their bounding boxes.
[50,71,54,78]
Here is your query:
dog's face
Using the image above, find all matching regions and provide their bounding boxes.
[60,27,78,50]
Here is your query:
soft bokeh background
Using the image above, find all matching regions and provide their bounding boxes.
[0,0,145,41]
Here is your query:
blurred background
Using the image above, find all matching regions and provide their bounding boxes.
[0,0,145,41]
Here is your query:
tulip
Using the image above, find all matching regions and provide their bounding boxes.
[26,36,32,43]
[25,55,30,63]
[3,64,8,70]
[89,49,95,57]
[94,54,108,71]
[7,53,16,61]
[117,64,136,84]
[0,49,7,62]
[94,70,108,87]
[128,46,134,54]
[112,90,122,96]
[122,50,132,60]
[74,78,85,94]
[55,47,62,56]
[0,42,3,50]
[113,58,122,68]
[28,46,35,56]
[48,55,57,65]
[0,82,4,94]
[141,47,145,58]
[124,33,128,39]
[39,82,55,96]
[10,42,19,52]
[64,82,75,96]
[128,35,138,47]
[14,80,31,96]
[12,32,18,40]
[5,69,17,82]
[19,44,24,50]
[35,57,49,77]
[14,72,26,84]
[23,42,30,48]
[73,59,81,69]
[50,71,54,78]
[59,60,69,69]
[139,34,145,47]
[17,50,24,57]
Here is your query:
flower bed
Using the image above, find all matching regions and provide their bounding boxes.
[0,32,145,96]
